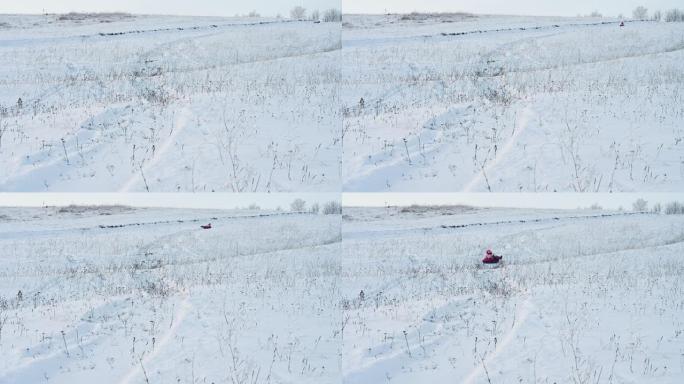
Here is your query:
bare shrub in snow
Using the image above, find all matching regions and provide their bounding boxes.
[664,201,684,214]
[632,6,648,20]
[322,201,342,215]
[632,198,648,212]
[310,203,320,214]
[652,10,662,21]
[0,118,7,151]
[323,9,342,22]
[139,276,173,297]
[290,198,306,212]
[652,202,662,214]
[665,9,684,22]
[481,85,512,105]
[139,85,171,106]
[0,298,7,342]
[311,9,320,22]
[290,6,307,20]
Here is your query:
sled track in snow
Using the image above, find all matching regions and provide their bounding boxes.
[462,298,535,384]
[117,297,192,384]
[117,107,192,193]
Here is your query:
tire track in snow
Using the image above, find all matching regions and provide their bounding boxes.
[461,298,534,384]
[118,107,192,192]
[118,297,192,384]
[462,106,535,192]
[0,298,136,383]
[0,107,128,191]
[343,296,472,384]
[343,28,545,192]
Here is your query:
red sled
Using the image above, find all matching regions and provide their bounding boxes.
[201,223,212,229]
[482,255,502,264]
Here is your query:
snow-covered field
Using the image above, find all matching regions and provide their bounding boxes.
[342,14,684,192]
[0,14,341,192]
[0,206,342,383]
[341,205,684,383]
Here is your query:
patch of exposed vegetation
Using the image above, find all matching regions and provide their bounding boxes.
[399,12,475,22]
[399,204,477,215]
[56,205,135,215]
[57,12,135,23]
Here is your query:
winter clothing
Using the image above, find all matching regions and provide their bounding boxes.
[482,250,502,264]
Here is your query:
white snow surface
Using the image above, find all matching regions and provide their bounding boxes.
[2,204,683,383]
[0,14,342,192]
[0,206,342,383]
[341,205,684,383]
[342,14,684,192]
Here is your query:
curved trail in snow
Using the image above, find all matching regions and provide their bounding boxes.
[461,298,534,384]
[118,107,192,192]
[117,297,193,384]
[462,106,535,192]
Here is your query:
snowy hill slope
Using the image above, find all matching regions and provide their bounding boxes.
[0,206,342,383]
[0,14,341,192]
[341,206,684,383]
[342,14,684,192]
